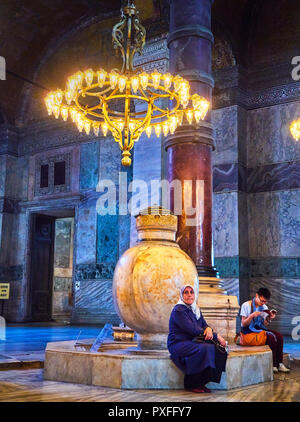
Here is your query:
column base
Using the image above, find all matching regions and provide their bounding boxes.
[196,265,219,278]
[197,276,240,343]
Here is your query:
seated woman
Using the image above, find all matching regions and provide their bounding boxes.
[167,284,228,393]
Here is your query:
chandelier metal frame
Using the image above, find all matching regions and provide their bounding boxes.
[44,0,210,166]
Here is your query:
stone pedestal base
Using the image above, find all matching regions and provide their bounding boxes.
[197,277,240,343]
[44,340,273,390]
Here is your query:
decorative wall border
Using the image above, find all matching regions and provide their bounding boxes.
[75,263,115,281]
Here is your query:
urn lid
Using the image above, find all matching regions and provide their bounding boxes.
[135,206,178,238]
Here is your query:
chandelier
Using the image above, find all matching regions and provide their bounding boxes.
[290,119,300,141]
[44,0,210,166]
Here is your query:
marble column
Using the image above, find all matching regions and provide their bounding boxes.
[166,0,215,276]
[165,0,239,341]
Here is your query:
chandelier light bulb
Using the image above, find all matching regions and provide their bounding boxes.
[61,105,68,122]
[93,123,100,136]
[74,71,84,89]
[117,120,125,132]
[45,97,53,115]
[169,116,178,134]
[84,120,91,135]
[146,126,152,138]
[84,69,94,86]
[173,75,183,92]
[97,69,107,87]
[53,105,60,119]
[118,76,127,93]
[70,108,77,123]
[67,77,77,94]
[54,89,63,106]
[65,91,74,105]
[164,73,173,90]
[139,72,149,90]
[102,123,109,136]
[109,71,119,90]
[76,116,84,133]
[162,121,169,137]
[151,70,161,90]
[131,76,139,93]
[154,124,161,138]
[186,110,194,124]
[194,110,202,123]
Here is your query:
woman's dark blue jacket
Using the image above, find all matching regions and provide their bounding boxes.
[167,304,218,375]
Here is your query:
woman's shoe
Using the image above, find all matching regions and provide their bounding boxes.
[273,366,279,373]
[202,386,211,393]
[278,363,290,373]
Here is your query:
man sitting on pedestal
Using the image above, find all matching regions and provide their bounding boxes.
[236,287,290,373]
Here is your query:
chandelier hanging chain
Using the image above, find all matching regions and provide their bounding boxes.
[44,0,211,166]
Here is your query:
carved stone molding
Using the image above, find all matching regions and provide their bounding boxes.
[164,121,214,150]
[34,152,71,197]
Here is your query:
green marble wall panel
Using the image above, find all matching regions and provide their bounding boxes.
[96,213,119,264]
[80,141,100,190]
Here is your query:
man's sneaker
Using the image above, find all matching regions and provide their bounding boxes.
[273,366,279,373]
[278,363,290,373]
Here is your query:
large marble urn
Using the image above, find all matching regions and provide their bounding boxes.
[112,207,199,350]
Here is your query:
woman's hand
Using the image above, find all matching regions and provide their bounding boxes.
[204,327,213,341]
[217,334,227,347]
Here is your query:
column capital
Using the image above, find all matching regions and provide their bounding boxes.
[176,69,214,88]
[164,121,214,150]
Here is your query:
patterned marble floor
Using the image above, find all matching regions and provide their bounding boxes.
[0,368,299,402]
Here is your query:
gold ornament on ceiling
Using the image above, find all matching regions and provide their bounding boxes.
[44,0,210,166]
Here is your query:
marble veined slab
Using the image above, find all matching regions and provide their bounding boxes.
[44,340,273,390]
